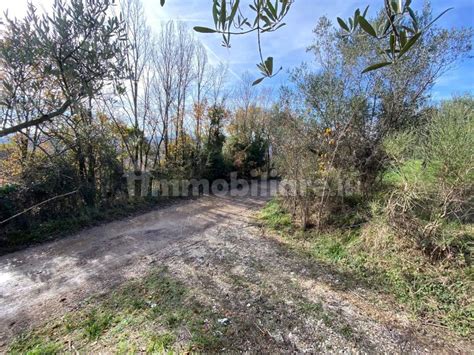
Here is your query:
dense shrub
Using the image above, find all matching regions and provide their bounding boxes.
[383,96,473,263]
[224,134,268,178]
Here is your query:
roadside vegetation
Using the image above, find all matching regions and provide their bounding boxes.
[8,267,228,353]
[256,5,473,337]
[260,96,473,337]
[0,0,272,251]
[0,194,188,255]
[260,199,473,336]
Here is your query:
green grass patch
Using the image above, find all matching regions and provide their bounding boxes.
[8,334,62,355]
[258,199,292,231]
[146,333,175,353]
[82,309,114,340]
[8,267,226,353]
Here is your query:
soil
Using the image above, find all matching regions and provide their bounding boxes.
[0,182,471,353]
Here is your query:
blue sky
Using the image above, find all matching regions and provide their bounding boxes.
[2,0,473,100]
[143,0,474,100]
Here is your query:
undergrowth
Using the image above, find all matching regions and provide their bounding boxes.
[259,199,474,337]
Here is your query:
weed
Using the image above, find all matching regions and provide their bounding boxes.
[189,330,224,352]
[116,340,137,354]
[339,324,354,339]
[1,197,180,255]
[258,199,292,231]
[298,300,323,315]
[322,313,333,327]
[146,333,175,353]
[8,334,61,355]
[83,309,114,340]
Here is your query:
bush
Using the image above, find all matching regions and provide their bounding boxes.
[224,133,268,178]
[383,96,474,263]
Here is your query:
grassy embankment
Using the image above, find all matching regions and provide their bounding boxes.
[259,199,473,337]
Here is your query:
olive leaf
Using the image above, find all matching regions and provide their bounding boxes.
[193,26,218,33]
[337,17,350,32]
[358,16,377,38]
[252,77,265,86]
[362,61,392,73]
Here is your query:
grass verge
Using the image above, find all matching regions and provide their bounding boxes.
[258,199,474,337]
[8,267,227,354]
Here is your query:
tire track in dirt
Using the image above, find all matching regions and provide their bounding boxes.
[0,186,271,347]
[0,182,469,352]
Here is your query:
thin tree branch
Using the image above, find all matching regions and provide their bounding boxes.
[0,100,72,138]
[0,190,78,225]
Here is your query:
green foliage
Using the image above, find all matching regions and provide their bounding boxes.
[383,96,474,259]
[8,334,61,355]
[259,199,292,231]
[273,6,472,230]
[189,0,292,84]
[146,333,175,353]
[423,97,474,185]
[382,130,417,163]
[0,196,169,255]
[83,309,114,340]
[337,1,453,73]
[223,102,270,178]
[203,104,229,180]
[0,184,19,224]
[224,133,268,178]
[166,0,441,81]
[0,0,124,136]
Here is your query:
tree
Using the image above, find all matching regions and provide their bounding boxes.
[0,0,124,137]
[113,0,156,172]
[225,74,271,178]
[153,21,179,161]
[337,0,453,73]
[270,3,472,228]
[383,96,474,258]
[174,23,196,153]
[203,104,228,180]
[193,43,210,150]
[300,6,472,191]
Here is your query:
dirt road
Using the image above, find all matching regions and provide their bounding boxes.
[0,183,468,352]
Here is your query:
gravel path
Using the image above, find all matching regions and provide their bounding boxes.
[0,183,469,353]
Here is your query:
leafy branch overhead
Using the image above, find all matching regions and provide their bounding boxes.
[159,0,453,79]
[337,0,452,73]
[162,0,291,85]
